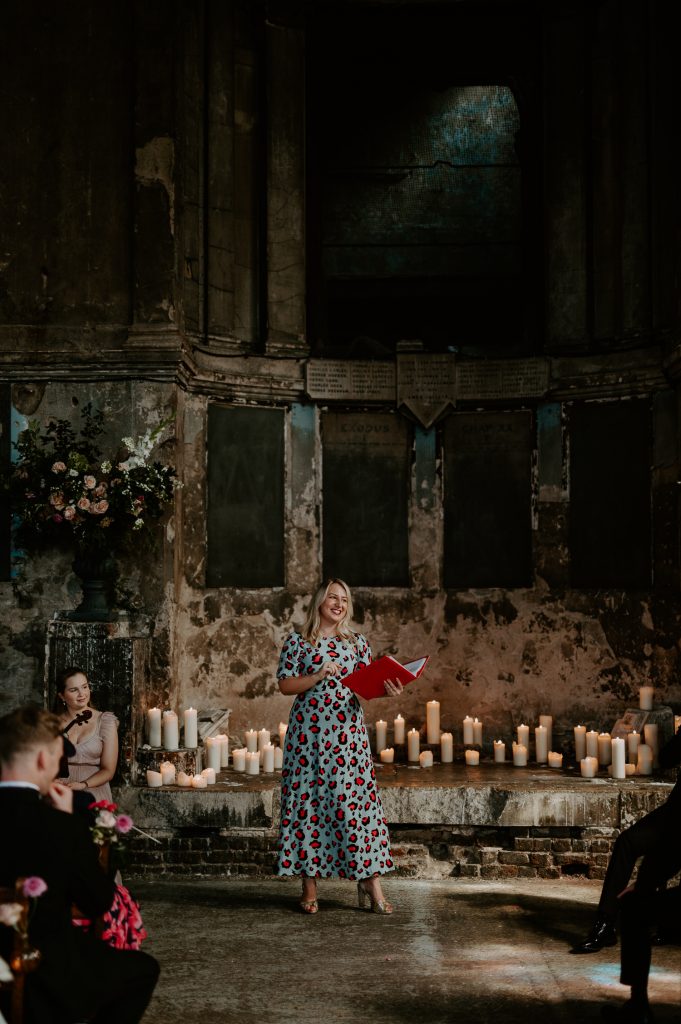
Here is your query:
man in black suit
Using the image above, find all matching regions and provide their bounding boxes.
[0,706,159,1024]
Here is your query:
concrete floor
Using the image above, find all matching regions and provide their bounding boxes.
[131,876,680,1024]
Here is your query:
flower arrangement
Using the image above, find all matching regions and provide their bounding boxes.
[0,876,47,972]
[89,800,134,847]
[6,404,177,555]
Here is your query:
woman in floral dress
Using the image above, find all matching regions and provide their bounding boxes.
[276,579,402,915]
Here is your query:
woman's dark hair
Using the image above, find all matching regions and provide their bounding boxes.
[54,666,93,713]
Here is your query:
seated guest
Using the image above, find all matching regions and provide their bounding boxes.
[0,706,159,1024]
[55,666,118,802]
[572,721,681,954]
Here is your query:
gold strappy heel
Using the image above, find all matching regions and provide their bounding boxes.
[357,880,393,915]
[299,897,318,915]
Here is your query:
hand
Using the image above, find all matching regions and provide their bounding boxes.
[617,884,635,899]
[67,781,88,791]
[383,678,404,698]
[318,661,340,680]
[48,781,74,814]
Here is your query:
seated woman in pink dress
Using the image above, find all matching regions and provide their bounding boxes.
[55,665,118,802]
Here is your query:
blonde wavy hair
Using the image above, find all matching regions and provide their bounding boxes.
[301,579,356,645]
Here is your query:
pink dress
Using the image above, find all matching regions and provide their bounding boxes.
[63,710,118,802]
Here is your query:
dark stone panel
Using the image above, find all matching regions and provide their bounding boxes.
[0,383,10,581]
[134,185,175,323]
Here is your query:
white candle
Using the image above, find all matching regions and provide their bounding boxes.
[162,711,179,751]
[183,707,198,749]
[380,748,395,764]
[585,730,599,758]
[246,751,260,775]
[278,722,288,747]
[643,723,658,762]
[258,728,271,753]
[394,714,405,744]
[375,720,388,751]
[627,731,640,761]
[216,734,230,767]
[574,725,586,761]
[201,767,216,785]
[512,743,527,766]
[407,728,420,762]
[426,701,441,744]
[580,756,598,778]
[637,744,653,775]
[160,761,176,786]
[245,729,258,753]
[548,751,563,768]
[465,749,479,766]
[440,733,454,763]
[262,744,275,773]
[639,685,654,711]
[625,762,636,776]
[146,769,162,788]
[493,739,506,762]
[274,746,283,770]
[419,750,434,768]
[539,715,553,753]
[473,718,483,746]
[191,773,207,789]
[462,716,474,745]
[147,707,162,747]
[534,725,548,763]
[611,737,626,779]
[232,748,247,772]
[205,736,222,773]
[597,732,612,766]
[176,770,192,787]
[517,724,530,749]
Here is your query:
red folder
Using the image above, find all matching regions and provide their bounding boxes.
[343,655,430,701]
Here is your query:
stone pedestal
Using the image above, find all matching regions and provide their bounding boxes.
[45,615,152,784]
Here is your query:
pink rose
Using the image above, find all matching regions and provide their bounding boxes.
[115,814,133,834]
[94,484,107,497]
[49,492,65,510]
[51,461,67,473]
[92,500,109,514]
[77,497,91,512]
[52,514,63,523]
[63,506,76,520]
[22,876,47,899]
[0,903,23,927]
[84,475,96,489]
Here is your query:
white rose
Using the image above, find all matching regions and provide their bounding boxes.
[96,810,116,829]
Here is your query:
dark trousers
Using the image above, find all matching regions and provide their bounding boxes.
[620,878,681,990]
[597,804,675,922]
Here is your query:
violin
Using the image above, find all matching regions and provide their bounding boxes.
[59,709,93,778]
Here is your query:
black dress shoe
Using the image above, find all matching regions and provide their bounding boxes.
[571,919,617,953]
[601,1000,655,1023]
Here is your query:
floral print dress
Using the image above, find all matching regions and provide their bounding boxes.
[276,631,394,880]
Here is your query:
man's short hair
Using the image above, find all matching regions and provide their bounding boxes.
[0,705,64,766]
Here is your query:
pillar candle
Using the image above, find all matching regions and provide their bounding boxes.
[232,748,247,772]
[205,736,222,772]
[625,762,636,776]
[440,733,454,763]
[639,685,654,711]
[146,769,162,788]
[611,737,626,780]
[407,728,420,762]
[201,767,216,785]
[637,744,653,776]
[274,746,284,770]
[627,731,640,762]
[245,729,258,753]
[183,707,198,749]
[375,720,388,751]
[257,728,270,753]
[262,744,275,773]
[580,756,598,778]
[493,740,506,763]
[426,701,441,744]
[246,751,260,775]
[278,722,288,747]
[597,732,612,766]
[517,724,530,749]
[380,748,395,764]
[217,734,230,767]
[574,725,586,761]
[462,716,474,745]
[585,730,599,758]
[472,718,483,746]
[547,751,563,768]
[393,714,405,744]
[191,774,207,789]
[643,723,658,762]
[419,750,434,768]
[147,707,162,747]
[176,771,192,787]
[539,715,553,753]
[512,743,527,767]
[160,761,176,786]
[465,749,480,766]
[162,711,179,751]
[534,725,548,763]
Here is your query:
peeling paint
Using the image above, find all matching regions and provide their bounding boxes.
[135,136,175,235]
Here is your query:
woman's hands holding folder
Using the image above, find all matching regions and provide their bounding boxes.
[383,679,404,698]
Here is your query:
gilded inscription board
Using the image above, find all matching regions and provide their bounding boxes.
[456,358,549,400]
